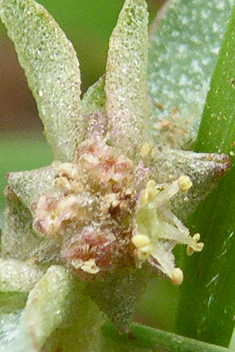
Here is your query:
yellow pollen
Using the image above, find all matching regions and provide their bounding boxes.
[131,234,151,248]
[172,268,184,285]
[186,233,204,255]
[81,259,99,274]
[139,142,153,158]
[178,175,193,192]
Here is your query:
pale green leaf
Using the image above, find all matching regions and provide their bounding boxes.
[0,0,82,162]
[105,0,151,158]
[148,0,233,149]
[18,266,77,351]
[81,75,106,117]
[80,75,107,140]
[2,193,42,261]
[0,259,44,293]
[86,268,150,333]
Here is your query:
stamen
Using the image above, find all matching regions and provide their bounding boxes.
[171,268,184,285]
[178,175,193,192]
[135,175,203,284]
[131,234,151,248]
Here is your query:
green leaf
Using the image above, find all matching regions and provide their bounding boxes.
[105,0,151,158]
[176,3,235,347]
[148,0,233,149]
[80,75,107,140]
[0,0,82,162]
[195,7,235,154]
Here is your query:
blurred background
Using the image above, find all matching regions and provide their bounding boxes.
[0,0,179,334]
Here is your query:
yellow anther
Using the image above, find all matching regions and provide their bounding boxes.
[171,268,184,285]
[140,142,153,158]
[81,259,99,274]
[71,258,83,269]
[186,233,204,255]
[193,233,201,242]
[186,246,194,256]
[178,175,193,192]
[141,179,159,205]
[131,234,151,248]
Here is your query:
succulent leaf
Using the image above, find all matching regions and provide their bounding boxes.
[0,266,81,352]
[105,0,151,158]
[81,75,106,117]
[80,75,108,141]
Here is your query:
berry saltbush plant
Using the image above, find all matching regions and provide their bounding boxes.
[0,0,235,351]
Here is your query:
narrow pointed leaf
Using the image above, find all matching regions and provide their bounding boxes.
[0,0,82,162]
[81,75,106,117]
[148,0,233,149]
[105,0,151,158]
[176,4,235,347]
[80,76,107,140]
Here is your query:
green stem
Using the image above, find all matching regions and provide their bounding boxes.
[101,322,229,352]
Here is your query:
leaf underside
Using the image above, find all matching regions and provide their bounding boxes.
[148,0,233,149]
[176,2,235,347]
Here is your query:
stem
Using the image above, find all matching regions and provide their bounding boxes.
[101,322,229,352]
